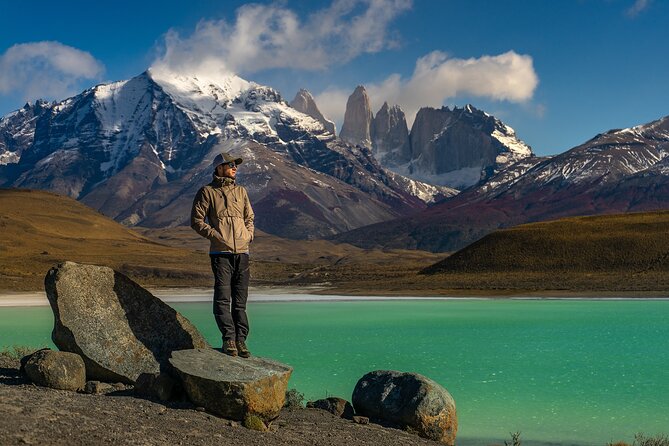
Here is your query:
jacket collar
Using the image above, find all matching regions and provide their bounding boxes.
[211,174,235,187]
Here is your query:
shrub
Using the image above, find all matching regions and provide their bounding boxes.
[634,433,669,446]
[505,431,521,446]
[284,388,305,409]
[243,414,267,431]
[609,433,669,446]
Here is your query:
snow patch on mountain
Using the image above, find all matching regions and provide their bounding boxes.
[385,170,459,203]
[0,151,19,164]
[389,163,481,189]
[491,127,532,163]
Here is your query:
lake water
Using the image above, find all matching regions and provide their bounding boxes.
[2,297,668,445]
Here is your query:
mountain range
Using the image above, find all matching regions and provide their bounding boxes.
[0,69,453,239]
[334,115,669,251]
[338,86,533,190]
[1,69,668,251]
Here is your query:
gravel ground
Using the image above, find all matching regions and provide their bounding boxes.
[0,356,445,446]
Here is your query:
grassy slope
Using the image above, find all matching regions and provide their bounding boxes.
[0,189,443,293]
[419,211,669,294]
[0,189,212,291]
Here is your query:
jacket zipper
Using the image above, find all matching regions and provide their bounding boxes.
[231,216,237,253]
[221,187,237,254]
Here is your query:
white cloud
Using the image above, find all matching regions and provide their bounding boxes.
[151,0,412,80]
[0,41,104,102]
[315,50,539,127]
[626,0,651,17]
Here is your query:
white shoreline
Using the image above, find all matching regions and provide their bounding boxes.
[1,288,668,307]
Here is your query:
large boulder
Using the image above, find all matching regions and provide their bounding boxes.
[352,370,457,445]
[169,348,292,422]
[23,349,86,391]
[45,261,209,383]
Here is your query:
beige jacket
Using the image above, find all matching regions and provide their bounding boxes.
[190,175,255,254]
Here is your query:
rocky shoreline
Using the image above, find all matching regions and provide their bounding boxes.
[0,354,445,446]
[0,261,461,446]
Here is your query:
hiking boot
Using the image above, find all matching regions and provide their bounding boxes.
[236,340,251,358]
[223,340,238,357]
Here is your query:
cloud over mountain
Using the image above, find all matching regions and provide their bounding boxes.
[151,0,412,80]
[0,41,104,102]
[316,50,539,127]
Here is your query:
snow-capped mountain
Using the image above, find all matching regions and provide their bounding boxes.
[334,114,669,252]
[0,69,453,238]
[480,116,669,198]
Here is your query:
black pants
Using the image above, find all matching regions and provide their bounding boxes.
[210,253,250,342]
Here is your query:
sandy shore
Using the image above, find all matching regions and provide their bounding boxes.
[0,288,496,307]
[4,288,668,307]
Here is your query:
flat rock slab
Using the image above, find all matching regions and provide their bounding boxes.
[170,348,292,422]
[45,262,209,384]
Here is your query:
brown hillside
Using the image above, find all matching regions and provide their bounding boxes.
[137,226,443,266]
[422,211,669,275]
[408,211,669,294]
[0,188,444,293]
[0,188,212,291]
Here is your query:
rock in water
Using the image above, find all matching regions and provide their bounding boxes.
[23,349,86,391]
[352,370,457,445]
[44,261,209,383]
[169,348,292,422]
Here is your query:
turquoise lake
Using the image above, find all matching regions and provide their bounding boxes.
[1,298,668,445]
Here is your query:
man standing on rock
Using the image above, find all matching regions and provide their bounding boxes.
[191,152,254,358]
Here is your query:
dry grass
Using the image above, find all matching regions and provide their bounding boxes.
[4,188,669,296]
[0,189,215,291]
[415,211,669,295]
[0,188,442,293]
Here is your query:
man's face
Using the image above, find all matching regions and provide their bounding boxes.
[217,162,237,178]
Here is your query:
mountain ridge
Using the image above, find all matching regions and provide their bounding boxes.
[0,70,454,239]
[332,112,669,252]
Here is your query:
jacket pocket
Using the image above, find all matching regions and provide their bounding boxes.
[216,218,235,249]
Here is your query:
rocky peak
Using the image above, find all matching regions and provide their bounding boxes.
[0,100,54,165]
[290,89,336,135]
[339,85,373,147]
[370,102,411,166]
[404,105,533,189]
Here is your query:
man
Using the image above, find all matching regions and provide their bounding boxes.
[191,152,255,357]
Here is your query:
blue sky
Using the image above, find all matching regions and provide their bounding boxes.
[1,0,667,156]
